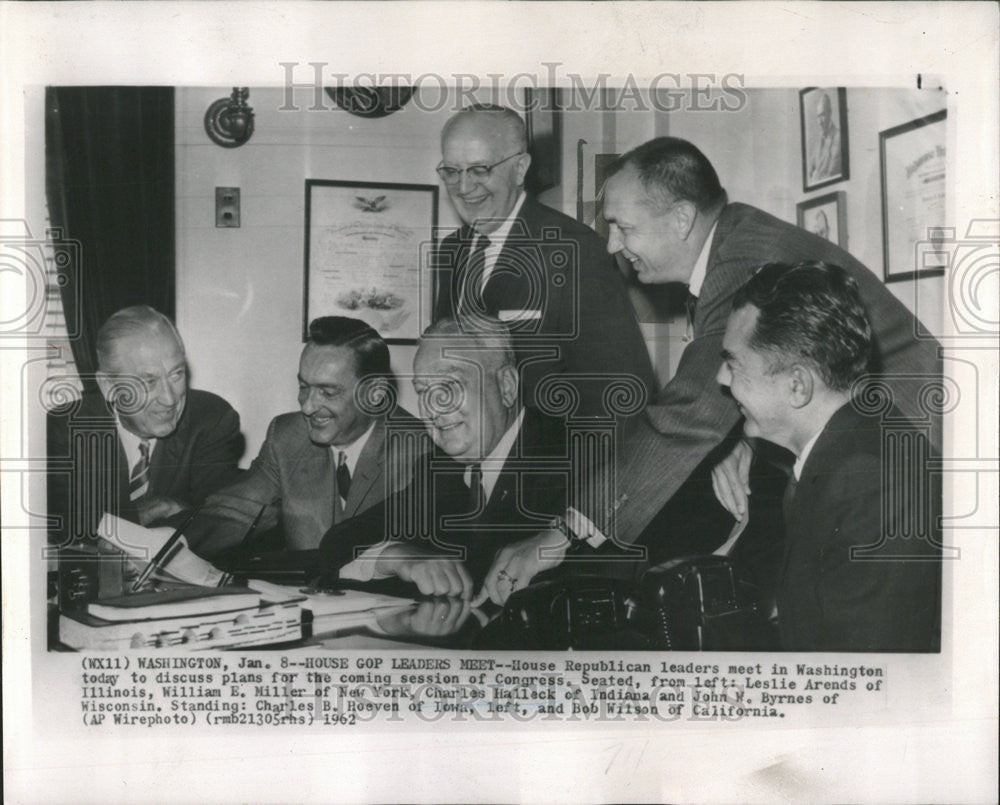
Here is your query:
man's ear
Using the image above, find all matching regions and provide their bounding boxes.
[496,364,519,408]
[788,364,814,409]
[513,152,532,187]
[674,200,697,240]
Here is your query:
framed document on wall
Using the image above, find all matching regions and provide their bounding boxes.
[879,109,947,283]
[303,180,438,342]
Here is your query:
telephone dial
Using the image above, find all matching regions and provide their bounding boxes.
[476,555,778,651]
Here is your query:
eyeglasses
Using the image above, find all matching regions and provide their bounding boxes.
[435,152,524,185]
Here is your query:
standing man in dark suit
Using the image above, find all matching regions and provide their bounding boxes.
[478,136,943,603]
[182,317,423,558]
[321,317,571,600]
[433,104,655,417]
[717,262,940,651]
[47,305,243,544]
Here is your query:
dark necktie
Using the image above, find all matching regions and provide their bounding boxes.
[781,472,798,525]
[459,234,490,316]
[129,440,150,501]
[685,291,698,330]
[467,462,483,511]
[336,450,351,502]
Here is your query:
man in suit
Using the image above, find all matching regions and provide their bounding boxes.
[47,305,243,545]
[480,136,943,604]
[572,136,942,545]
[182,317,421,558]
[433,104,655,417]
[717,262,940,651]
[321,316,570,600]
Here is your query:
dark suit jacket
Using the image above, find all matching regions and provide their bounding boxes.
[580,202,943,545]
[47,388,243,545]
[434,195,655,417]
[778,403,941,652]
[183,408,426,556]
[320,408,568,584]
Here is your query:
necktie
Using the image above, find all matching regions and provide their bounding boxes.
[336,450,351,502]
[467,462,483,511]
[129,440,150,501]
[684,292,698,340]
[781,473,798,525]
[458,234,490,315]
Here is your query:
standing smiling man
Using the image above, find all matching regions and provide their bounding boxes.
[433,104,655,417]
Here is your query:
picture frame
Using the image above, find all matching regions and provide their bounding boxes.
[523,87,562,193]
[879,109,947,283]
[303,179,438,343]
[796,191,848,250]
[799,87,850,192]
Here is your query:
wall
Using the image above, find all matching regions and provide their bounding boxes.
[176,87,461,463]
[177,86,946,461]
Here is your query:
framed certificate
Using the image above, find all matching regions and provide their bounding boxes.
[303,180,438,342]
[879,110,947,283]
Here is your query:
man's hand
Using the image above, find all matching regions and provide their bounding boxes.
[380,543,474,599]
[711,439,754,519]
[473,528,569,607]
[377,597,475,638]
[137,495,187,527]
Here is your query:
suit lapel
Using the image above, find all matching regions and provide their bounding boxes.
[293,440,336,527]
[343,419,385,519]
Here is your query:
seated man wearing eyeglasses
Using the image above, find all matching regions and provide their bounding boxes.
[433,104,655,418]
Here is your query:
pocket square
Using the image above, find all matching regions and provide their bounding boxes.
[498,308,542,321]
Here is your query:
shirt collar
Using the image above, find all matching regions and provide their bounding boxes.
[331,420,376,476]
[687,219,718,299]
[115,416,157,472]
[792,428,823,481]
[471,191,527,249]
[463,408,525,501]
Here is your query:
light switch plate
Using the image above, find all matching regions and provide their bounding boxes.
[215,187,240,227]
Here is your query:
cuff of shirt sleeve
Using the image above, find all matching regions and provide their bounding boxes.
[564,508,608,549]
[338,541,395,582]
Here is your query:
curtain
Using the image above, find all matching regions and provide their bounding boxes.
[45,87,175,392]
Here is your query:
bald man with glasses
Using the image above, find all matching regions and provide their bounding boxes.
[432,104,655,418]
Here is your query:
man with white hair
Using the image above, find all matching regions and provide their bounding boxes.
[320,316,573,599]
[47,305,243,543]
[433,104,655,417]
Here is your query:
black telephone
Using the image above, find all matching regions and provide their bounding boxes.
[477,555,777,651]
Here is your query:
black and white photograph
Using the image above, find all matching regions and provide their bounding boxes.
[799,86,850,192]
[3,4,998,804]
[797,191,847,249]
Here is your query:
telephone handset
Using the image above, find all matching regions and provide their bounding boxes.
[478,555,777,651]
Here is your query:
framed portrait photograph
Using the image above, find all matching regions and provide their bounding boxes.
[799,86,850,191]
[879,109,947,283]
[797,191,848,249]
[303,179,438,343]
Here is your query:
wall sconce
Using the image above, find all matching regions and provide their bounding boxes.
[204,87,255,148]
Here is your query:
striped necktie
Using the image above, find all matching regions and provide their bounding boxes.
[129,440,151,501]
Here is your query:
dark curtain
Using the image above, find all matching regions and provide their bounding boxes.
[45,87,175,393]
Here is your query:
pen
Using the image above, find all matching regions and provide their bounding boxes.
[131,509,199,592]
